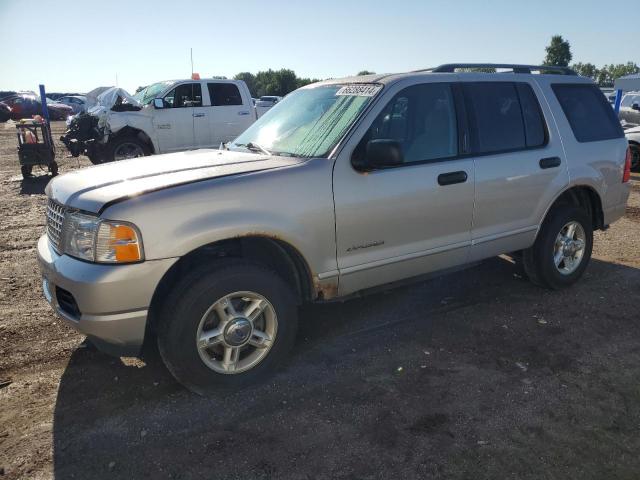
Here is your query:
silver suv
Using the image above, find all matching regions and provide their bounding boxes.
[38,64,632,393]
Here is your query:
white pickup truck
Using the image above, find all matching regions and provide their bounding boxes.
[61,79,256,163]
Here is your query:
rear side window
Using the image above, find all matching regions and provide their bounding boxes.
[208,83,243,106]
[552,84,624,142]
[464,82,547,155]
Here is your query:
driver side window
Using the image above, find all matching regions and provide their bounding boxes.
[163,83,202,108]
[355,83,458,166]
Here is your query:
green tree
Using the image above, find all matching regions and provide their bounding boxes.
[296,76,321,89]
[571,62,598,79]
[234,72,257,96]
[357,70,375,76]
[596,62,640,87]
[543,35,572,67]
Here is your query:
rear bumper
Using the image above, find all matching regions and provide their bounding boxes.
[603,198,630,227]
[37,234,178,356]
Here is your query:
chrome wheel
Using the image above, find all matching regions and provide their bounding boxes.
[196,291,277,374]
[553,221,586,275]
[113,142,144,160]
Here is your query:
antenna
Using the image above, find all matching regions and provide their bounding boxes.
[190,48,194,76]
[115,73,119,87]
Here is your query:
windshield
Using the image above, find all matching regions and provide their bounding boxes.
[133,81,175,105]
[230,84,381,158]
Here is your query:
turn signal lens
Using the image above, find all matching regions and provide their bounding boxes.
[623,147,631,183]
[96,222,143,263]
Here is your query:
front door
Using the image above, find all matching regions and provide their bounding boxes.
[153,82,200,153]
[333,81,475,295]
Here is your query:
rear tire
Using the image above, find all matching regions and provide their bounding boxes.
[523,206,593,289]
[157,259,298,395]
[49,162,58,176]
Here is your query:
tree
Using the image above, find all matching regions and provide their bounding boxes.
[595,62,640,87]
[543,35,572,67]
[571,62,598,80]
[357,70,375,76]
[234,72,257,97]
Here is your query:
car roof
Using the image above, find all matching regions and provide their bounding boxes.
[313,64,586,88]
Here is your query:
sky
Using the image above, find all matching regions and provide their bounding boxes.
[0,0,638,94]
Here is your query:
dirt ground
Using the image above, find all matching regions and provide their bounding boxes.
[0,121,639,480]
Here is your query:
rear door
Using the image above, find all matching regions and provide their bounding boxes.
[462,79,569,260]
[333,80,475,295]
[153,82,200,153]
[206,82,254,146]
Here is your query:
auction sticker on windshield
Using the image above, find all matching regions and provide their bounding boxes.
[336,85,382,97]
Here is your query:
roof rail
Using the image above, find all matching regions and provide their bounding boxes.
[415,63,578,76]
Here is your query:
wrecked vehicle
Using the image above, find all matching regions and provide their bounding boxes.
[60,79,256,164]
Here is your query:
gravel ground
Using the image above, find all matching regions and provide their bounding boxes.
[0,121,639,480]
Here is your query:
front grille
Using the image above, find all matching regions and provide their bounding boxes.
[46,199,66,253]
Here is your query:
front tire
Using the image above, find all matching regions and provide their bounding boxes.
[106,135,150,162]
[157,260,298,394]
[523,206,593,289]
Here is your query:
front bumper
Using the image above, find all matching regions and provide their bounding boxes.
[37,234,178,356]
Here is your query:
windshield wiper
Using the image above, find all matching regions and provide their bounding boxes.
[234,142,271,155]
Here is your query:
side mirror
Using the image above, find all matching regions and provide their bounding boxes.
[153,98,164,109]
[365,139,404,169]
[632,103,640,111]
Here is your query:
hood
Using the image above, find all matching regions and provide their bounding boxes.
[96,87,140,109]
[47,149,305,213]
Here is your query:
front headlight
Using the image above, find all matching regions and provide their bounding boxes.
[62,212,144,264]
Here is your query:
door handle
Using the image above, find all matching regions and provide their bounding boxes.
[539,156,561,169]
[193,113,205,118]
[437,171,468,186]
[238,111,250,116]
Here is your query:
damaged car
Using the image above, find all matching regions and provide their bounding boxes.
[60,79,256,164]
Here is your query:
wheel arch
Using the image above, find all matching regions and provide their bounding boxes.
[110,126,155,154]
[145,235,315,340]
[539,185,604,236]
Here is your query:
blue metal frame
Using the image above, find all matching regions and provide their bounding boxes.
[39,84,50,123]
[614,88,623,114]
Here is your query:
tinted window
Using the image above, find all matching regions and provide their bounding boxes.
[208,83,242,106]
[360,83,457,164]
[164,83,202,108]
[516,83,546,147]
[464,82,525,153]
[552,84,624,143]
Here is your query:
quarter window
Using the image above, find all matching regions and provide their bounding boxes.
[552,84,623,143]
[163,83,202,108]
[357,83,458,165]
[208,83,242,106]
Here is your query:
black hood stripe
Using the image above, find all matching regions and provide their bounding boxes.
[66,156,269,206]
[97,167,275,215]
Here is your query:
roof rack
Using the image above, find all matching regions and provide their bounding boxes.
[415,63,577,76]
